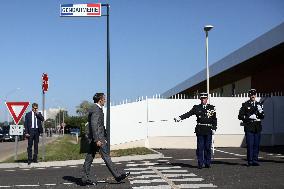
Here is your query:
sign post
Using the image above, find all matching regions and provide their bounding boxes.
[5,102,29,160]
[42,73,49,161]
[60,3,111,154]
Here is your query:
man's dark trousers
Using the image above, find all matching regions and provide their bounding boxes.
[245,131,261,164]
[82,141,121,181]
[27,128,40,161]
[196,134,212,167]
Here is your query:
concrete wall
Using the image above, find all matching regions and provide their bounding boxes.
[109,96,284,149]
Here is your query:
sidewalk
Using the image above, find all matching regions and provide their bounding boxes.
[0,152,163,169]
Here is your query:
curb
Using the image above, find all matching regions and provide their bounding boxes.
[0,150,164,169]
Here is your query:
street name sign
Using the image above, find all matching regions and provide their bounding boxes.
[5,102,30,125]
[9,125,24,136]
[60,4,101,17]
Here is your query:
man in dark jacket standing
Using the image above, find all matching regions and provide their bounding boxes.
[175,93,217,169]
[238,89,264,166]
[24,103,44,165]
[82,93,130,185]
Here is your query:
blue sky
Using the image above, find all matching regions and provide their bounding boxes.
[0,0,283,121]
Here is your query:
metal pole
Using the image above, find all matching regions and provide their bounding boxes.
[42,91,45,161]
[102,3,111,154]
[205,31,210,100]
[14,136,18,161]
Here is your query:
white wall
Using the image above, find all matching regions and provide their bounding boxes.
[109,96,284,147]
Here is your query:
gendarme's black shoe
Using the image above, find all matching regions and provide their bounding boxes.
[33,159,38,163]
[246,163,253,167]
[115,172,130,182]
[28,160,32,165]
[198,165,203,169]
[205,164,211,168]
[252,162,260,166]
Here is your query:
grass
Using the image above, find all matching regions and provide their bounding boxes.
[2,135,154,163]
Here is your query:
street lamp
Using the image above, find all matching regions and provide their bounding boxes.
[204,25,214,100]
[5,88,21,123]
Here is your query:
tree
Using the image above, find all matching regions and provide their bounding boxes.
[76,100,95,116]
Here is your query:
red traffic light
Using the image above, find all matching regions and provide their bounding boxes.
[42,73,49,92]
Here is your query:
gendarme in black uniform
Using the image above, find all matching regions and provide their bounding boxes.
[238,89,264,166]
[175,92,217,169]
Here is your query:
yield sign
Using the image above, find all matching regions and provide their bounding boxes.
[5,102,30,125]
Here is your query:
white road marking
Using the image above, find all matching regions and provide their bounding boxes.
[115,162,122,164]
[129,175,161,179]
[69,166,77,168]
[214,149,246,157]
[52,167,61,169]
[36,168,46,170]
[15,185,40,187]
[164,173,197,177]
[155,166,182,170]
[177,159,195,161]
[44,184,56,186]
[275,156,284,158]
[157,160,169,162]
[126,167,152,171]
[171,178,203,182]
[130,179,166,184]
[130,171,156,174]
[4,170,15,172]
[132,185,171,189]
[21,169,30,171]
[161,170,188,173]
[63,183,73,185]
[178,183,217,188]
[150,166,179,189]
[0,186,12,188]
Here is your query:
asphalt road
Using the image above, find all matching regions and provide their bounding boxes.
[0,147,283,188]
[0,136,57,162]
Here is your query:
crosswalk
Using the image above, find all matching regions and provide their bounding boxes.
[126,159,217,189]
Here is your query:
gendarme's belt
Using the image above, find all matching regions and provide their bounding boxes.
[197,123,213,127]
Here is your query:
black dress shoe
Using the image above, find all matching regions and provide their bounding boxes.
[198,165,203,169]
[115,172,130,182]
[33,159,38,163]
[81,178,97,186]
[205,164,211,168]
[28,160,32,165]
[246,163,253,167]
[252,162,260,166]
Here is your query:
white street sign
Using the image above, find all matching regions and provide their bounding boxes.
[9,125,24,136]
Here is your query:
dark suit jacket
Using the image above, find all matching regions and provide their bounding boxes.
[87,104,106,143]
[24,111,44,134]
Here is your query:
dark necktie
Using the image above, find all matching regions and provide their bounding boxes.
[34,114,37,128]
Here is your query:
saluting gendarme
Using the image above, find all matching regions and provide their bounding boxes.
[174,92,217,169]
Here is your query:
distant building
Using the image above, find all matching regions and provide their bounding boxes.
[162,22,284,98]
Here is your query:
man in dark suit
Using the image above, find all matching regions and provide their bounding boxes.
[174,92,217,169]
[82,93,130,185]
[24,103,44,165]
[238,89,264,166]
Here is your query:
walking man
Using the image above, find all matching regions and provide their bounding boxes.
[82,93,130,185]
[238,89,264,166]
[24,103,44,165]
[175,92,217,169]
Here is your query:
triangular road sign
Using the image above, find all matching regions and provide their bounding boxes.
[5,102,30,125]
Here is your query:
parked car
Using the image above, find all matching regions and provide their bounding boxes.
[70,128,80,136]
[0,128,4,142]
[2,126,15,142]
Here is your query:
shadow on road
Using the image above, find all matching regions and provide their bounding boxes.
[62,176,87,186]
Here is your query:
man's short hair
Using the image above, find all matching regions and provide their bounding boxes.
[32,103,38,108]
[93,93,105,103]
